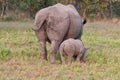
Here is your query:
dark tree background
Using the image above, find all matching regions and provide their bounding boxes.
[0,0,120,20]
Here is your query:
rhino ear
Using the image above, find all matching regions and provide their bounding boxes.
[82,19,87,25]
[33,14,48,31]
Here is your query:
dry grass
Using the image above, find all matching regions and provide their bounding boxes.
[0,21,120,80]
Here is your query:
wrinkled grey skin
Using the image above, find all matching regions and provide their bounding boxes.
[33,3,87,63]
[59,38,87,64]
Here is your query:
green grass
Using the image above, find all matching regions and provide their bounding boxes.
[0,21,120,80]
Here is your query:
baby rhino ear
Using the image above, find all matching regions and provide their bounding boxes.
[85,47,90,51]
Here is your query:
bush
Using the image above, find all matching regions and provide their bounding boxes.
[1,16,17,21]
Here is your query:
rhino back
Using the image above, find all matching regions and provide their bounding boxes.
[64,5,83,39]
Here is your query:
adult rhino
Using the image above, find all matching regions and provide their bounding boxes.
[33,3,87,63]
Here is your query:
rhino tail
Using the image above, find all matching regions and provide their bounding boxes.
[32,14,48,31]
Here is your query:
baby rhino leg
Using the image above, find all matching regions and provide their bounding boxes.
[80,49,86,62]
[67,51,74,64]
[59,48,65,64]
[76,52,82,63]
[67,47,75,64]
[60,54,65,64]
[68,54,73,65]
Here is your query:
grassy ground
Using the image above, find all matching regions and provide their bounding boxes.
[0,21,120,80]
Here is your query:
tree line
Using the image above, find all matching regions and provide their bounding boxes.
[0,0,120,20]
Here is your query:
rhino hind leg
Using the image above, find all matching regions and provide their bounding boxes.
[35,27,48,61]
[39,41,47,60]
[50,41,60,64]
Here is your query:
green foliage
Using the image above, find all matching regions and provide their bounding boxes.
[113,1,120,17]
[1,16,16,21]
[0,0,120,19]
[0,0,2,10]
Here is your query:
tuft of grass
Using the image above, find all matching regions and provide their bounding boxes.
[0,21,120,80]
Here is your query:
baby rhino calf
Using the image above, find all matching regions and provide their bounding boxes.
[59,38,88,64]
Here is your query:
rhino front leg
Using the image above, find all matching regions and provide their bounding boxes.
[68,55,72,65]
[76,53,81,63]
[39,41,47,60]
[80,50,86,62]
[50,41,60,64]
